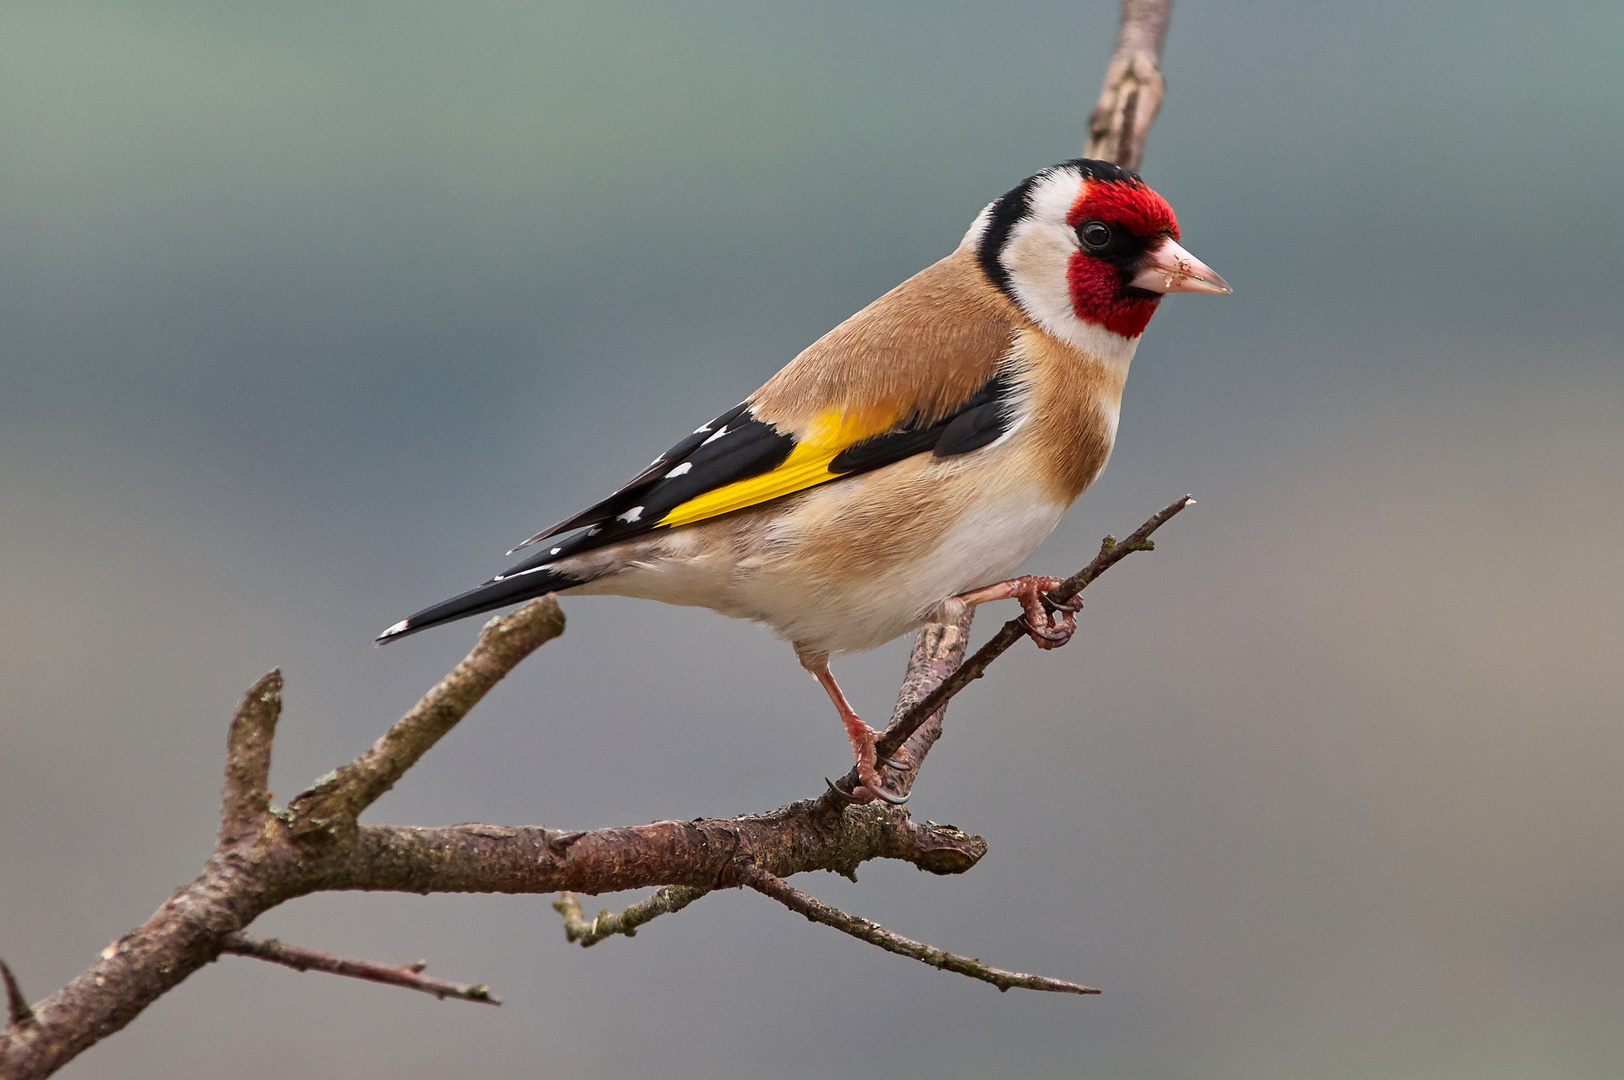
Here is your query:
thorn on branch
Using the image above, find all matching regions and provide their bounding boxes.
[219,933,499,1005]
[737,865,1099,995]
[2,959,36,1028]
[554,886,709,946]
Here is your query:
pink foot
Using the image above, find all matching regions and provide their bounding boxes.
[953,575,1081,650]
[801,654,910,805]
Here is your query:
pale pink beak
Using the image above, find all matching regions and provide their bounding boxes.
[1129,237,1231,295]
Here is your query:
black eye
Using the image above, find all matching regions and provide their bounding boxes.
[1079,221,1112,250]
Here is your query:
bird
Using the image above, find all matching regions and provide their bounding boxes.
[377,157,1228,803]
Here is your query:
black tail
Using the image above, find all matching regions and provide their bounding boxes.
[375,565,583,645]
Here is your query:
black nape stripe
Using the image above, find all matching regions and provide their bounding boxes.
[975,175,1042,297]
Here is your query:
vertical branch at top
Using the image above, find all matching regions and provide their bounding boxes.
[1085,0,1175,171]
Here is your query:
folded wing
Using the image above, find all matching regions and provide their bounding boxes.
[497,370,1017,576]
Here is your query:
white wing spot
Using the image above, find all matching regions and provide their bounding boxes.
[550,546,562,555]
[617,506,644,523]
[693,423,712,434]
[700,425,728,446]
[664,462,693,478]
[381,619,410,637]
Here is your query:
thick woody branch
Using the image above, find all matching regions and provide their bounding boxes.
[219,934,499,1005]
[286,597,565,833]
[739,865,1099,995]
[320,806,986,898]
[870,496,1193,765]
[554,887,708,946]
[883,610,976,797]
[1085,0,1175,171]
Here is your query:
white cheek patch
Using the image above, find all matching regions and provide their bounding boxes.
[999,170,1138,372]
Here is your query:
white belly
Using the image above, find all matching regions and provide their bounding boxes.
[798,491,1066,652]
[569,483,1067,658]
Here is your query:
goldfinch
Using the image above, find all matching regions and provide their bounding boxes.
[378,158,1228,802]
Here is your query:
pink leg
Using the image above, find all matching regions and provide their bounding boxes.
[799,653,908,805]
[951,575,1082,651]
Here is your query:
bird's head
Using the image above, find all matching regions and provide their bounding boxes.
[966,158,1228,353]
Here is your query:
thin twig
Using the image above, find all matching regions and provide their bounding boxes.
[2,961,34,1028]
[553,887,710,946]
[220,934,499,1005]
[872,496,1193,763]
[738,865,1098,995]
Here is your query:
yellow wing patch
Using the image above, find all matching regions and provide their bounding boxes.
[656,407,895,529]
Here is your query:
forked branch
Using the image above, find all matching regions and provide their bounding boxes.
[2,1,1189,1071]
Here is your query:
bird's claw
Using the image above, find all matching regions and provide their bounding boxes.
[825,776,860,805]
[864,782,911,805]
[1016,577,1078,650]
[824,775,910,806]
[1042,593,1084,616]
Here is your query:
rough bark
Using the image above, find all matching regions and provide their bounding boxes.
[1085,0,1175,171]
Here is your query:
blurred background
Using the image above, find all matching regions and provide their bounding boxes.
[3,2,1621,1077]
